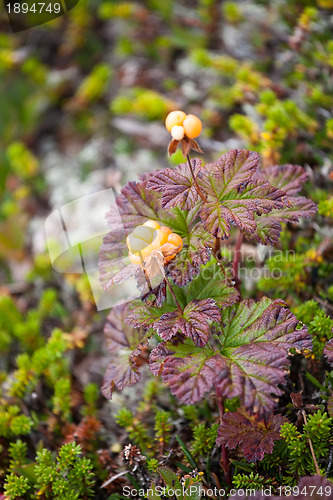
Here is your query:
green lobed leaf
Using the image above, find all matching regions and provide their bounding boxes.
[150,297,311,416]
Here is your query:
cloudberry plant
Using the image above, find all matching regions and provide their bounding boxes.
[99,114,317,480]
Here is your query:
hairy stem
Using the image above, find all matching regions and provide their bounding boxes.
[215,385,232,486]
[187,154,207,203]
[301,409,321,475]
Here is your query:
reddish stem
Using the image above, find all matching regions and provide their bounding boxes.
[186,154,207,203]
[215,385,232,486]
[156,258,183,314]
[164,276,183,314]
[232,231,243,292]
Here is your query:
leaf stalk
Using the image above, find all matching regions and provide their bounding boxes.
[186,154,208,203]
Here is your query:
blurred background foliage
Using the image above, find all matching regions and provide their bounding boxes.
[0,0,333,498]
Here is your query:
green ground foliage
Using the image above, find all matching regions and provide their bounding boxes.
[0,0,333,498]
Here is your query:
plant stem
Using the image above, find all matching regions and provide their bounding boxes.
[156,258,183,314]
[232,231,243,291]
[215,385,232,486]
[213,236,221,256]
[164,276,183,314]
[301,409,321,475]
[186,154,207,203]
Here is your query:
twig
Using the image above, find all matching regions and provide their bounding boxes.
[186,154,207,203]
[301,409,321,475]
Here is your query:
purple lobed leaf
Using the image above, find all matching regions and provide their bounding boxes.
[149,297,311,416]
[247,196,317,245]
[147,159,202,210]
[198,149,261,197]
[197,150,286,239]
[150,341,222,403]
[249,164,317,245]
[216,407,286,462]
[259,164,308,196]
[154,298,221,347]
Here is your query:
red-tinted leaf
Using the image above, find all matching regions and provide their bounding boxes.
[324,338,333,366]
[260,164,308,196]
[197,150,286,238]
[249,197,317,245]
[150,341,223,402]
[249,164,316,245]
[290,392,303,410]
[216,298,311,415]
[150,297,311,416]
[291,476,333,500]
[127,301,175,330]
[199,149,260,196]
[154,298,221,347]
[182,258,239,308]
[101,305,150,399]
[141,280,167,308]
[147,159,202,210]
[216,407,286,462]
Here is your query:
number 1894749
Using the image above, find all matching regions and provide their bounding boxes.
[6,2,61,13]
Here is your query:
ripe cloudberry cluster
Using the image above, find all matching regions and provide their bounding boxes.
[164,110,203,156]
[126,220,182,267]
[165,110,202,140]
